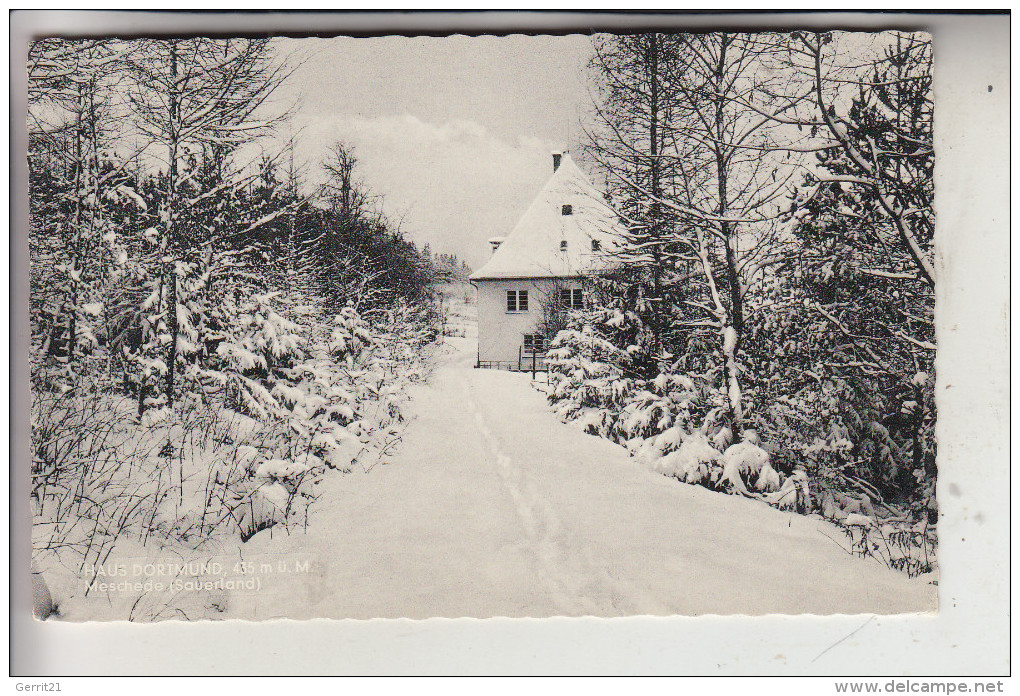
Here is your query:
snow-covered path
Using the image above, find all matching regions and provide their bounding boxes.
[228,332,936,620]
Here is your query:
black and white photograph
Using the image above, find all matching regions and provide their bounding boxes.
[10,9,1009,678]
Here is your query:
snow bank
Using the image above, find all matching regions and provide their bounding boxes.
[31,298,435,621]
[653,433,721,486]
[221,335,935,620]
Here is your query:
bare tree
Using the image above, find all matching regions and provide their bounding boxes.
[320,140,370,225]
[594,32,798,432]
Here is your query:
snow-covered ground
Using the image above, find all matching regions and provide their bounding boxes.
[225,294,936,619]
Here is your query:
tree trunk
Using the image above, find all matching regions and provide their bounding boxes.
[647,33,663,348]
[713,35,745,432]
[67,82,86,363]
[165,41,180,407]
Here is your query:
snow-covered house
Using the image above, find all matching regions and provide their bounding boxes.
[469,152,623,370]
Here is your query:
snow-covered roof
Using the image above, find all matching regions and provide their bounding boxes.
[470,153,624,281]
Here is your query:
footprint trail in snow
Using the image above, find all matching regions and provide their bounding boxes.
[227,331,935,620]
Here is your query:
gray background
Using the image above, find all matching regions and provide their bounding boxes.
[9,10,1010,676]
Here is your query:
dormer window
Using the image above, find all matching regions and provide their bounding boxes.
[561,204,573,216]
[559,240,568,252]
[591,239,601,251]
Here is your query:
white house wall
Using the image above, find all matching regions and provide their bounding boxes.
[474,278,579,368]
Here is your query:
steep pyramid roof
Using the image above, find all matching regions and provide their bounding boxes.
[470,153,624,280]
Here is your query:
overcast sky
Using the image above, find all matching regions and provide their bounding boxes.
[270,35,597,270]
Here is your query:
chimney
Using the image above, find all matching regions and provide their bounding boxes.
[552,151,562,172]
[488,237,505,254]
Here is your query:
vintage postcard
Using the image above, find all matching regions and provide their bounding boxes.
[24,25,945,625]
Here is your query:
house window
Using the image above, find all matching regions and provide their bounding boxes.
[559,240,568,252]
[561,204,573,216]
[591,239,601,251]
[559,288,584,310]
[523,334,545,354]
[506,289,529,312]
